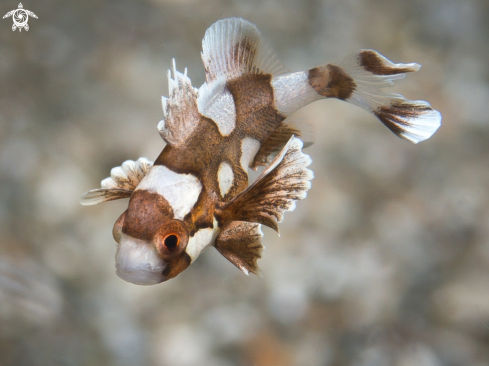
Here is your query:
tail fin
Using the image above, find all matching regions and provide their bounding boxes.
[315,50,441,143]
[272,50,441,144]
[335,50,441,143]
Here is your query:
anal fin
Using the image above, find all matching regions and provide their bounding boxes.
[215,221,264,276]
[216,136,313,232]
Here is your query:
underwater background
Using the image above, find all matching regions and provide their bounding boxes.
[1,0,488,365]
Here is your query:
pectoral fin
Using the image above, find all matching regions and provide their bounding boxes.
[216,136,313,232]
[79,188,132,205]
[80,157,152,206]
[215,221,264,276]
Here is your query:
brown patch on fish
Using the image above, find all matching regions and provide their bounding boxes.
[227,73,285,139]
[359,50,414,75]
[162,252,192,280]
[157,73,285,233]
[184,190,218,234]
[123,190,174,241]
[308,65,356,100]
[374,101,431,137]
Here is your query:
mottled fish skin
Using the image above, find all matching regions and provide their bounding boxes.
[81,18,441,285]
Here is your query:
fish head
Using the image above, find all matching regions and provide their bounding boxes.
[112,190,191,285]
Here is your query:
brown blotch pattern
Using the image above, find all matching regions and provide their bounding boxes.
[184,189,218,234]
[359,50,414,75]
[161,252,192,280]
[308,65,356,100]
[156,72,285,232]
[374,101,432,137]
[227,73,285,140]
[123,190,174,241]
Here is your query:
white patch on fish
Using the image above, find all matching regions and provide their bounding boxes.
[240,137,261,172]
[272,71,322,116]
[115,233,166,285]
[218,161,234,196]
[136,165,202,220]
[185,218,219,262]
[198,81,236,136]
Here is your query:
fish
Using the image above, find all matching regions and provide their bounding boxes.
[80,18,441,285]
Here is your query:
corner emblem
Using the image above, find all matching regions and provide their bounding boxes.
[3,3,37,32]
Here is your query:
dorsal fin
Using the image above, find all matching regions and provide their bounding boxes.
[158,59,200,147]
[201,18,288,83]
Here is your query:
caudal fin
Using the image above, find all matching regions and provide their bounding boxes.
[315,50,441,143]
[272,49,441,144]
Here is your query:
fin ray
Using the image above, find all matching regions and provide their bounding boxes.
[215,221,264,276]
[159,60,200,146]
[201,18,288,83]
[272,49,441,143]
[337,50,441,143]
[198,18,288,129]
[80,157,152,205]
[80,188,132,206]
[252,119,315,169]
[216,136,313,232]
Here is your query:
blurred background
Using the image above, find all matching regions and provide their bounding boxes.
[1,0,488,365]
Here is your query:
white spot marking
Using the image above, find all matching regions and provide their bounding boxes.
[218,161,234,197]
[200,87,236,136]
[240,137,261,172]
[136,165,202,220]
[185,218,219,262]
[272,71,322,116]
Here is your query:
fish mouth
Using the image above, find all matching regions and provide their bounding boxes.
[115,235,167,285]
[115,266,166,286]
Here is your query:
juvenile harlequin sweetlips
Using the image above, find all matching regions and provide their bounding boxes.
[81,18,441,285]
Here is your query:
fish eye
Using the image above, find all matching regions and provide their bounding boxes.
[163,234,179,251]
[154,220,189,258]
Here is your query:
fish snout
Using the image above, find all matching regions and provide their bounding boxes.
[115,236,168,285]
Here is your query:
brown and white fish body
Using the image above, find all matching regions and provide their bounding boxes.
[81,18,441,285]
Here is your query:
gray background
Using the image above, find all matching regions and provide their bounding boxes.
[1,0,488,365]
